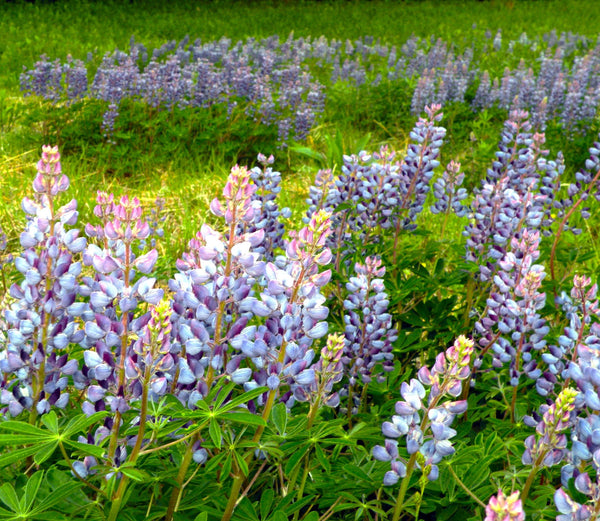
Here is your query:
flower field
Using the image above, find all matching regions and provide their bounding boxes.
[3,1,600,520]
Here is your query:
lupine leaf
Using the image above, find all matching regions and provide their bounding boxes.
[40,411,59,434]
[233,450,249,478]
[193,514,208,521]
[33,441,59,465]
[63,440,106,458]
[225,412,266,426]
[220,454,232,481]
[28,482,81,515]
[0,444,46,468]
[314,444,330,473]
[271,403,287,436]
[22,471,44,513]
[0,421,48,437]
[260,488,274,519]
[284,446,310,475]
[0,434,45,445]
[218,387,267,413]
[119,466,148,482]
[213,382,236,410]
[0,484,20,513]
[208,420,222,449]
[62,412,109,437]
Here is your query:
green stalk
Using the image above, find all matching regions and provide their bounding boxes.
[108,241,132,461]
[164,433,198,521]
[391,391,443,521]
[29,189,56,424]
[106,362,151,521]
[292,399,320,521]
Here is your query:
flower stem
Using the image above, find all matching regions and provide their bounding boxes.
[165,433,198,521]
[392,452,418,521]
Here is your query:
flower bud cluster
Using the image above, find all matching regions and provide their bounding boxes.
[304,108,445,263]
[522,387,578,468]
[78,191,162,426]
[484,489,525,521]
[128,299,174,396]
[169,164,333,414]
[341,257,396,411]
[373,336,473,484]
[1,146,85,417]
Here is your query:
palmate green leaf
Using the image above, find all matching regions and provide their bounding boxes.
[118,466,149,482]
[28,481,81,516]
[0,484,20,513]
[221,453,232,482]
[284,446,310,476]
[314,444,330,473]
[260,488,274,520]
[0,505,16,519]
[342,463,372,483]
[193,513,208,521]
[63,440,105,458]
[0,434,44,445]
[40,411,59,434]
[232,450,249,478]
[213,382,236,409]
[270,511,287,521]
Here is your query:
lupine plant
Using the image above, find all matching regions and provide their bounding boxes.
[4,85,600,521]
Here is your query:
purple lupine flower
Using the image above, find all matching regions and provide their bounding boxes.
[373,336,473,484]
[242,155,291,261]
[430,160,468,218]
[389,104,446,233]
[1,146,85,418]
[342,257,396,413]
[484,490,525,521]
[474,229,548,388]
[79,193,162,422]
[464,111,558,283]
[555,451,600,521]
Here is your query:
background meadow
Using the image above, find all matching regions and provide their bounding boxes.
[2,0,600,520]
